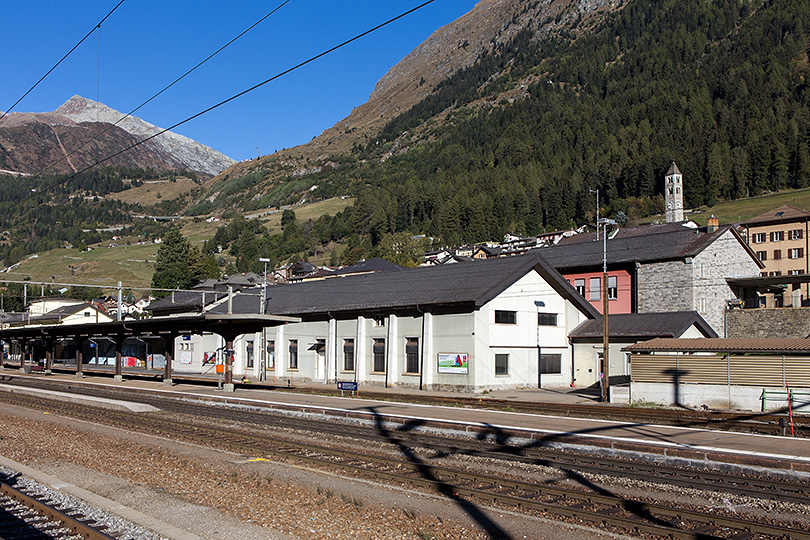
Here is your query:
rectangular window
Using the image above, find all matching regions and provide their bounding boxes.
[771,231,784,242]
[752,233,766,243]
[373,316,385,327]
[342,339,354,371]
[789,270,802,276]
[405,337,419,374]
[789,229,804,240]
[494,310,517,324]
[537,313,557,326]
[495,353,509,375]
[575,279,585,296]
[589,277,601,301]
[773,249,782,260]
[246,340,254,368]
[756,251,767,261]
[288,339,298,370]
[540,354,562,374]
[789,248,804,259]
[266,340,274,369]
[607,276,618,300]
[372,338,386,373]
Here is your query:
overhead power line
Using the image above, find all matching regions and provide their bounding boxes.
[0,0,127,123]
[56,0,437,183]
[36,0,293,176]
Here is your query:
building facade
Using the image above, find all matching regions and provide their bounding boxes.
[741,204,810,307]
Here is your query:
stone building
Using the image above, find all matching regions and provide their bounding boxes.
[540,221,763,336]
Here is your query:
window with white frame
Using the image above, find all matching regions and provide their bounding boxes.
[266,340,274,369]
[288,339,298,370]
[539,354,561,374]
[789,248,804,259]
[495,353,509,375]
[752,232,766,243]
[372,316,385,327]
[788,269,803,276]
[756,251,767,261]
[771,231,784,242]
[405,337,419,374]
[537,313,557,326]
[246,340,254,368]
[343,339,354,371]
[789,229,804,240]
[574,279,585,296]
[494,310,517,324]
[589,277,601,301]
[607,275,618,299]
[372,338,386,372]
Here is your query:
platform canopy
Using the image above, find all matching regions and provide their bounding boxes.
[0,313,299,342]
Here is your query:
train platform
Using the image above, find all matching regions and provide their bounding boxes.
[2,367,810,479]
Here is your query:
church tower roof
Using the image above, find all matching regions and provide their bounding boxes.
[666,161,681,175]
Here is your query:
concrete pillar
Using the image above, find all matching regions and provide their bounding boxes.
[114,334,124,382]
[19,339,29,373]
[163,334,176,387]
[421,312,434,389]
[327,318,337,383]
[44,339,54,375]
[253,331,262,381]
[386,314,398,386]
[75,338,85,379]
[223,338,235,392]
[275,326,286,378]
[355,316,366,383]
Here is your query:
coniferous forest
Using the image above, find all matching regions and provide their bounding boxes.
[2,0,810,274]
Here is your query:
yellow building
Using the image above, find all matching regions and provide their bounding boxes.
[742,204,810,307]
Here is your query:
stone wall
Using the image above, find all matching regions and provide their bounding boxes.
[637,259,693,313]
[727,307,810,338]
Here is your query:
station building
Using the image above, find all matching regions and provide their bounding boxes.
[149,253,600,391]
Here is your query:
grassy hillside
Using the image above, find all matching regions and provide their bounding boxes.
[685,187,810,226]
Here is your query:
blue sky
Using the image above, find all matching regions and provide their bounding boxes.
[2,1,477,161]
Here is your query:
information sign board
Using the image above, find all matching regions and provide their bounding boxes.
[337,381,358,391]
[437,353,468,374]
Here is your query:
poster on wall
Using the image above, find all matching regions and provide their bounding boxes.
[437,353,468,374]
[180,351,193,365]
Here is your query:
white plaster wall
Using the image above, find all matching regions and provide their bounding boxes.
[630,382,810,412]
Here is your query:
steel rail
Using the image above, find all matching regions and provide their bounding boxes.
[0,478,117,540]
[3,392,807,540]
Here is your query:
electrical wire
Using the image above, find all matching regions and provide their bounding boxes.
[0,0,127,122]
[36,0,293,176]
[41,0,437,191]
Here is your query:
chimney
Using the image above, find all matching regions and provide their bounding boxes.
[707,215,719,233]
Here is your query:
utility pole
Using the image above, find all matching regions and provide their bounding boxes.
[599,217,616,403]
[259,258,271,382]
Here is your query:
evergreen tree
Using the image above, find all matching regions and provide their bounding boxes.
[151,228,201,297]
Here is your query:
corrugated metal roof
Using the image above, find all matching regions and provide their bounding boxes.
[625,337,810,354]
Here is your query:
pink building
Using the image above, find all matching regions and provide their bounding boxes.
[564,270,633,315]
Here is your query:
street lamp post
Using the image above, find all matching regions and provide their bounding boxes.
[259,258,271,382]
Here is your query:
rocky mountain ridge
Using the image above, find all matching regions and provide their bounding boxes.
[0,96,235,177]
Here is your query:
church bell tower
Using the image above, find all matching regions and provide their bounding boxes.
[665,161,684,223]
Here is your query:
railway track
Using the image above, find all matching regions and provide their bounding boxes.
[6,372,810,437]
[2,390,808,540]
[0,472,117,540]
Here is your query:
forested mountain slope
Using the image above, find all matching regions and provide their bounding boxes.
[206,0,810,269]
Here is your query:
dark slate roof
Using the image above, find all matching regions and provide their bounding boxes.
[742,204,810,226]
[539,222,755,270]
[209,252,600,319]
[146,291,226,315]
[569,311,718,340]
[326,257,403,277]
[34,303,104,323]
